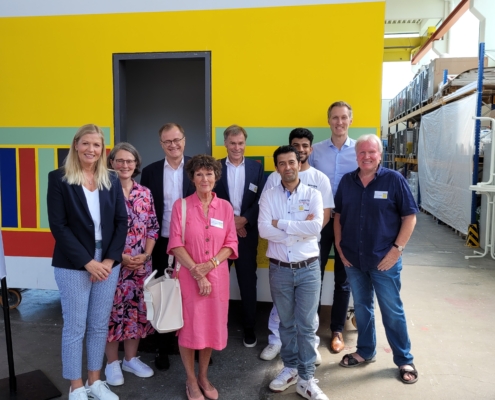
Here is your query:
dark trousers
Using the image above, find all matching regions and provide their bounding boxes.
[228,229,258,330]
[151,236,170,278]
[152,236,178,354]
[319,218,351,333]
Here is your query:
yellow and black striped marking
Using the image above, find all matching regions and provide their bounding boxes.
[466,223,479,248]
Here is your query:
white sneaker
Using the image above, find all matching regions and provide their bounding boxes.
[122,356,154,378]
[105,360,124,386]
[315,349,322,366]
[85,380,119,400]
[260,344,281,361]
[296,377,329,400]
[69,386,90,400]
[269,367,298,392]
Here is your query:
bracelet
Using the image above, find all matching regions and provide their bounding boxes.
[144,252,151,261]
[211,256,220,268]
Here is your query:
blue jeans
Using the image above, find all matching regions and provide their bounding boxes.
[269,260,321,380]
[345,258,413,367]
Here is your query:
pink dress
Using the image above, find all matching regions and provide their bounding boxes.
[167,192,238,350]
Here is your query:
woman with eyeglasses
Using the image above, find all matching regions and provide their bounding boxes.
[104,142,160,388]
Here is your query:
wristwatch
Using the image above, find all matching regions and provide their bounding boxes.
[393,244,404,252]
[211,256,220,267]
[144,252,151,261]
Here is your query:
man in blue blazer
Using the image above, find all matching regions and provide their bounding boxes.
[214,125,265,347]
[140,122,195,370]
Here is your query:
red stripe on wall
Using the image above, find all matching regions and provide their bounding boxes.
[19,148,37,228]
[3,231,54,257]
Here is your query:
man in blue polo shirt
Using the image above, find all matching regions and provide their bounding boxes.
[333,134,419,384]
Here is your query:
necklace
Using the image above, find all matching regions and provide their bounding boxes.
[85,173,95,186]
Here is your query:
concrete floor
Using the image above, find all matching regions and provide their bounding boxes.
[1,212,495,400]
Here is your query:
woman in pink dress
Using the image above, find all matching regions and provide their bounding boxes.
[104,142,160,387]
[167,155,238,400]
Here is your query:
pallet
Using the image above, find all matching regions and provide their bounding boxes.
[419,208,467,240]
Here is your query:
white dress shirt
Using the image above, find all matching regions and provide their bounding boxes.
[226,157,245,216]
[263,166,334,209]
[258,181,323,263]
[162,157,184,237]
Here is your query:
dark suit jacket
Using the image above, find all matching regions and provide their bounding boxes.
[140,156,195,232]
[47,168,128,270]
[214,157,265,231]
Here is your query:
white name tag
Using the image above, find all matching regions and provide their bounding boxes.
[249,183,258,193]
[291,204,309,213]
[374,191,388,199]
[210,218,224,229]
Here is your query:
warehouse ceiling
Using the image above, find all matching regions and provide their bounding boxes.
[383,0,449,61]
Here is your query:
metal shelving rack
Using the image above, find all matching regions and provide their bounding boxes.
[387,49,495,239]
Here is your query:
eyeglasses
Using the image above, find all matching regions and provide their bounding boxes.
[114,159,136,166]
[160,136,185,147]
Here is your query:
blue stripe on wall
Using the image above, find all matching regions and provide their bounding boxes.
[0,148,18,227]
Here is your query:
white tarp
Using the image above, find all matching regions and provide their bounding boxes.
[0,230,6,279]
[418,93,477,234]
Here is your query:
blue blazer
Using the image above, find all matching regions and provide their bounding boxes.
[140,156,196,232]
[47,168,128,270]
[214,157,265,231]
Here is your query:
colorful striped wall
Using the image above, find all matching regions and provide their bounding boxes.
[0,127,111,256]
[0,2,385,264]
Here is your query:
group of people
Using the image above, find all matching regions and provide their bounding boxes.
[47,100,418,400]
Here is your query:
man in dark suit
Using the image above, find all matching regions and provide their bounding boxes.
[141,122,195,370]
[214,125,265,347]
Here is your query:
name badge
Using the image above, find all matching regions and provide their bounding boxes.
[210,218,224,229]
[291,201,309,212]
[249,183,258,193]
[374,191,388,199]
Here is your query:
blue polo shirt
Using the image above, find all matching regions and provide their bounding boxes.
[334,165,418,271]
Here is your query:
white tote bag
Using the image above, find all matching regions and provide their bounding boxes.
[143,199,186,333]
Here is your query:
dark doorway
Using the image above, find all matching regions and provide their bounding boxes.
[113,52,211,172]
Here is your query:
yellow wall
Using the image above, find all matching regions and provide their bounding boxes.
[0,2,385,153]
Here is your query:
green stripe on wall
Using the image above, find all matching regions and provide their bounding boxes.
[0,127,111,146]
[38,148,54,228]
[215,127,377,146]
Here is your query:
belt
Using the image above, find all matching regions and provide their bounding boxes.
[269,256,318,269]
[95,240,102,249]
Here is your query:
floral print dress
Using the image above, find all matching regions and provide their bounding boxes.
[107,181,159,342]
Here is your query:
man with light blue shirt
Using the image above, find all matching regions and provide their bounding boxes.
[308,101,357,354]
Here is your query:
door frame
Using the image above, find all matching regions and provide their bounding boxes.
[112,51,212,152]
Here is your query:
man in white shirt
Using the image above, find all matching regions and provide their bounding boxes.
[214,125,265,347]
[259,145,328,400]
[141,123,195,370]
[260,128,333,363]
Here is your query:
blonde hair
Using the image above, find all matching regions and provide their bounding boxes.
[63,124,112,190]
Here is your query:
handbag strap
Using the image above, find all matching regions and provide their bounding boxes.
[167,199,187,276]
[176,198,186,275]
[181,198,186,244]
